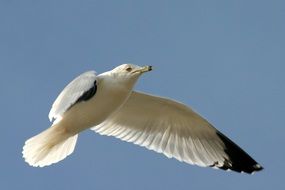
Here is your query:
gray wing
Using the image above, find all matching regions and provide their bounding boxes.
[49,71,97,122]
[91,91,262,173]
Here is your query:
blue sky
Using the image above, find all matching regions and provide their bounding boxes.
[0,0,284,189]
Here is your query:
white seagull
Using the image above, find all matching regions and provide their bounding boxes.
[23,64,263,173]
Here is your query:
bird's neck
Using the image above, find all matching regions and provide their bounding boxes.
[99,72,137,93]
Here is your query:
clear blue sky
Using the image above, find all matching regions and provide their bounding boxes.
[1,0,284,189]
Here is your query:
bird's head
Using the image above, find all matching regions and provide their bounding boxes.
[112,64,152,76]
[109,64,152,87]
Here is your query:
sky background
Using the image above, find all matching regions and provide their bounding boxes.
[0,0,284,189]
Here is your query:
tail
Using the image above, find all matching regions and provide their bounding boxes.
[22,124,78,167]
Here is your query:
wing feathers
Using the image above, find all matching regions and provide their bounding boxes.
[215,131,263,173]
[91,91,262,173]
[49,71,97,121]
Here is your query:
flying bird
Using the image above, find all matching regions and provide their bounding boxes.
[23,64,263,173]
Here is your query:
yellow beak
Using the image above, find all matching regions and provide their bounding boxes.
[132,66,153,74]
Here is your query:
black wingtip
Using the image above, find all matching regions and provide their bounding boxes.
[215,131,263,174]
[75,80,97,104]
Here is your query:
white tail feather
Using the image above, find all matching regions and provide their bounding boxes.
[22,124,78,167]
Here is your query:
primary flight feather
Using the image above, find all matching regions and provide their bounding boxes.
[23,64,263,173]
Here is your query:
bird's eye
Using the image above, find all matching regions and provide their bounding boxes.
[126,67,132,72]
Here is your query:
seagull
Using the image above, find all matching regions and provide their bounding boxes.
[23,64,263,173]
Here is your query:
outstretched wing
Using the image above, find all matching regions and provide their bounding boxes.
[91,91,262,173]
[49,71,97,122]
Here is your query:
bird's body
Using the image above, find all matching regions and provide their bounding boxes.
[59,73,133,135]
[23,64,263,173]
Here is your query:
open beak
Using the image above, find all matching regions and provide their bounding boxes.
[132,66,153,74]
